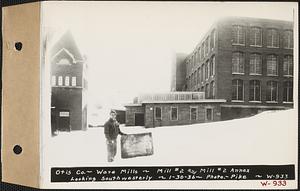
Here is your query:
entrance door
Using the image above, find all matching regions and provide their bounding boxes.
[134,113,145,126]
[58,110,70,131]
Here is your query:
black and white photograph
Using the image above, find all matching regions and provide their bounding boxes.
[39,1,298,189]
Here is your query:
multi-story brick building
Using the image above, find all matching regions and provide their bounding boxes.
[50,31,88,132]
[172,17,294,120]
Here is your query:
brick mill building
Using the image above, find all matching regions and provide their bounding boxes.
[50,31,88,132]
[125,92,226,128]
[172,17,294,120]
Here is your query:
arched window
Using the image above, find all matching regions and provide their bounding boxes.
[210,81,215,99]
[232,79,243,101]
[283,55,293,76]
[267,54,278,76]
[71,76,77,86]
[210,56,215,76]
[250,27,262,46]
[232,52,244,74]
[283,81,293,102]
[65,76,70,86]
[283,30,293,49]
[249,80,261,101]
[267,29,279,48]
[232,25,245,45]
[266,81,278,102]
[58,76,63,86]
[250,53,262,75]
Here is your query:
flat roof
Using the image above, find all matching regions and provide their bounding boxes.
[125,99,226,106]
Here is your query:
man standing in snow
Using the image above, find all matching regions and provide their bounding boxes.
[104,110,126,162]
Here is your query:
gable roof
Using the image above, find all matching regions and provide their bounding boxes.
[50,30,84,62]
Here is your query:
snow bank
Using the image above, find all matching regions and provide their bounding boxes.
[45,109,297,167]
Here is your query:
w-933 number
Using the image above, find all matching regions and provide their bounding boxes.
[260,180,287,187]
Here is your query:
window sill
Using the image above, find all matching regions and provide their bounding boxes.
[266,101,278,103]
[283,47,293,50]
[283,101,293,104]
[267,74,278,77]
[249,101,262,103]
[266,46,279,48]
[231,100,244,103]
[250,45,262,47]
[250,73,262,76]
[283,75,293,77]
[232,73,245,75]
[232,43,245,46]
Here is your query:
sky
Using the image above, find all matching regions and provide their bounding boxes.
[42,1,296,109]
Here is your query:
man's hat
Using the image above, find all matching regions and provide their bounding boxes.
[110,109,117,115]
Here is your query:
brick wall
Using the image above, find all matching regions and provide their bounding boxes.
[216,18,293,106]
[125,106,145,126]
[144,103,222,128]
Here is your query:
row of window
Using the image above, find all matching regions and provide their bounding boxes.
[232,53,293,76]
[232,25,293,49]
[186,27,293,72]
[52,75,77,87]
[154,107,213,121]
[187,56,215,89]
[186,30,216,70]
[232,79,293,102]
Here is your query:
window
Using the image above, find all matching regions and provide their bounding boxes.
[197,48,201,63]
[194,71,197,87]
[249,80,261,101]
[250,53,262,75]
[232,25,245,45]
[210,56,215,76]
[51,76,56,86]
[211,30,216,50]
[192,55,196,68]
[58,76,63,86]
[201,65,205,82]
[283,55,293,76]
[155,107,162,120]
[266,81,278,102]
[250,27,262,46]
[205,36,210,55]
[171,107,178,121]
[267,55,278,76]
[206,108,213,121]
[232,52,244,74]
[205,84,209,98]
[232,79,243,101]
[201,43,205,59]
[190,107,197,120]
[210,81,215,98]
[205,61,209,80]
[199,47,202,60]
[65,76,70,86]
[57,58,71,65]
[71,76,77,86]
[283,81,293,102]
[197,68,201,84]
[283,30,293,49]
[267,29,279,48]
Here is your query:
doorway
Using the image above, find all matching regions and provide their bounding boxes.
[134,113,145,126]
[58,110,71,131]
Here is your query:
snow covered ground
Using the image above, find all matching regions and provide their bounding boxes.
[41,109,298,188]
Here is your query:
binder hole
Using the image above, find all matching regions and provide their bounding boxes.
[15,42,23,51]
[13,145,22,155]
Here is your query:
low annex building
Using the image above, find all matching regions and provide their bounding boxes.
[125,92,226,128]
